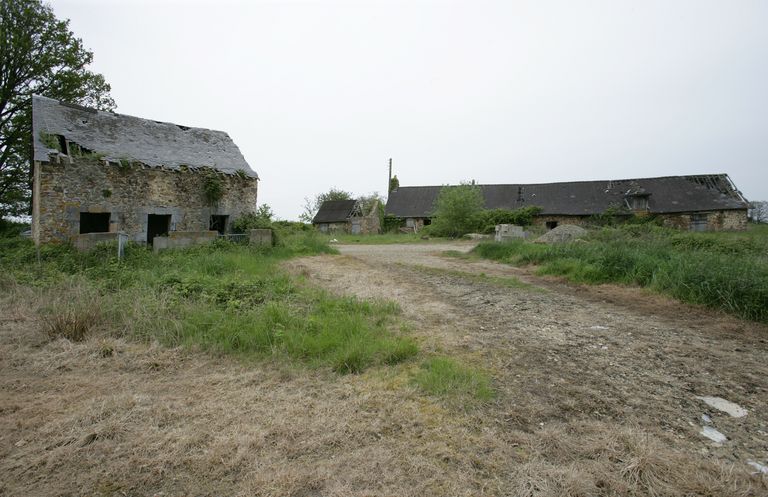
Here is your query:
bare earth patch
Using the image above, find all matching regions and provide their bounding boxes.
[2,241,767,496]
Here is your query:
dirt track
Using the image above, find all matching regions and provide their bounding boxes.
[290,242,768,482]
[1,241,767,496]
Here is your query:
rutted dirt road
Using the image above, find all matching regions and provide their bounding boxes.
[289,241,768,493]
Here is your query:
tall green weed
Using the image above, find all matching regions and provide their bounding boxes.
[472,225,768,322]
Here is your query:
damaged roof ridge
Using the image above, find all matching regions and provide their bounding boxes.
[36,94,234,138]
[32,95,257,178]
[391,173,737,190]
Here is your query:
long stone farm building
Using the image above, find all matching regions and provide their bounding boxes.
[31,95,259,245]
[385,175,749,231]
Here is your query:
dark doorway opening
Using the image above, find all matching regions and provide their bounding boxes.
[423,218,432,226]
[80,212,110,234]
[209,215,228,235]
[147,214,171,245]
[546,221,558,230]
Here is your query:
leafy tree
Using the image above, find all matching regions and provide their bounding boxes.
[299,187,353,222]
[477,206,543,233]
[0,0,115,217]
[428,182,485,237]
[389,174,399,193]
[749,201,768,223]
[358,192,383,215]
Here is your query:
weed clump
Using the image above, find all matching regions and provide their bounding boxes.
[414,356,494,402]
[40,281,102,342]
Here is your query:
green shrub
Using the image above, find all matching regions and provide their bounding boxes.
[428,183,485,238]
[477,206,542,233]
[232,204,274,233]
[382,214,403,233]
[0,219,28,237]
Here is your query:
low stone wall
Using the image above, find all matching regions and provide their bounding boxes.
[73,232,125,252]
[315,222,348,233]
[153,230,218,252]
[249,229,273,246]
[494,224,525,242]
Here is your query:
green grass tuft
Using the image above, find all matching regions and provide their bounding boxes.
[414,356,494,401]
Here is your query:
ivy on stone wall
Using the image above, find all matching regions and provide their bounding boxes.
[203,169,224,205]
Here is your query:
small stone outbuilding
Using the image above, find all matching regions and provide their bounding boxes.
[312,199,381,234]
[31,95,259,245]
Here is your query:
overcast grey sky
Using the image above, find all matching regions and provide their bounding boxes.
[50,0,768,220]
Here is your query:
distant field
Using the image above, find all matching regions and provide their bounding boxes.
[472,223,768,322]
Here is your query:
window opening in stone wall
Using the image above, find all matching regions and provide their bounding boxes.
[80,212,110,234]
[147,214,171,245]
[56,135,68,155]
[210,215,229,235]
[546,221,558,230]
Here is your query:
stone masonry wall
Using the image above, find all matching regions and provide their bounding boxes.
[531,215,589,229]
[658,209,747,231]
[33,157,258,243]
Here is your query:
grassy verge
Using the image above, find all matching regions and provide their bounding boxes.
[1,231,499,395]
[472,224,768,323]
[0,233,418,373]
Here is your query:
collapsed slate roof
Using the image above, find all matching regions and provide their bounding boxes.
[386,175,748,217]
[312,200,358,224]
[31,95,257,178]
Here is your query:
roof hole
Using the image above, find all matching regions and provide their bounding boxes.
[57,135,68,155]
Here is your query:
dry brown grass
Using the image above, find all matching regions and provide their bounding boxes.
[1,246,768,496]
[38,279,103,342]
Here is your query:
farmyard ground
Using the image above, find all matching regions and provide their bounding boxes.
[2,241,767,496]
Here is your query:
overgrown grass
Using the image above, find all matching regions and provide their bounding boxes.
[472,224,768,322]
[0,232,419,373]
[414,356,494,402]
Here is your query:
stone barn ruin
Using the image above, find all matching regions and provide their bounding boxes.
[31,95,259,246]
[312,199,381,234]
